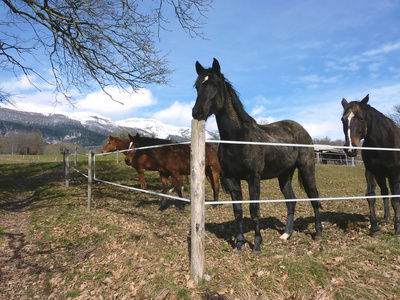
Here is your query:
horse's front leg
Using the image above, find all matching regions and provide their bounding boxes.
[365,170,380,234]
[223,177,245,250]
[136,167,147,190]
[374,174,390,223]
[248,177,262,252]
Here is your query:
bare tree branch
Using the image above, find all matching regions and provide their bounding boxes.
[0,0,213,103]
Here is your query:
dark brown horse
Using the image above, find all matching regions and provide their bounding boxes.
[125,133,221,210]
[192,58,322,252]
[341,94,400,235]
[101,135,176,190]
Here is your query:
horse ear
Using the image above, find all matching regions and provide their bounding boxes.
[135,133,140,138]
[195,61,205,75]
[341,98,349,109]
[361,94,369,105]
[212,58,221,74]
[128,133,133,140]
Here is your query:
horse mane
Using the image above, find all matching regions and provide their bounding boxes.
[220,74,257,124]
[366,104,400,137]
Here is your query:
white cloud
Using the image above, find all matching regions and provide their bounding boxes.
[76,86,157,114]
[0,74,52,92]
[151,101,194,127]
[302,120,343,140]
[362,41,400,57]
[251,105,266,116]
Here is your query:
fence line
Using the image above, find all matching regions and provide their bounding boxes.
[64,134,400,286]
[76,140,400,208]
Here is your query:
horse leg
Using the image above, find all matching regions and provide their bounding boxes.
[278,172,297,240]
[248,177,263,252]
[222,177,245,250]
[374,175,390,223]
[365,170,380,235]
[298,165,323,240]
[159,174,170,211]
[171,173,185,210]
[389,179,400,235]
[137,168,147,190]
[206,165,219,207]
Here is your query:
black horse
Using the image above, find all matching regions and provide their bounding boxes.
[341,94,400,235]
[192,58,322,251]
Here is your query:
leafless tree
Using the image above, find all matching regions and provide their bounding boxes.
[0,0,213,103]
[388,104,400,127]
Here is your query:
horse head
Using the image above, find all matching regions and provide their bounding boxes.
[192,58,225,121]
[124,134,138,165]
[341,94,369,157]
[102,135,117,153]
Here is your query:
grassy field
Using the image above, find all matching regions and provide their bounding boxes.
[1,153,400,299]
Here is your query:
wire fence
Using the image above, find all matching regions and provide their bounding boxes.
[64,140,400,207]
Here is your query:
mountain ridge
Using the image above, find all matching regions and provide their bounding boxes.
[0,107,219,146]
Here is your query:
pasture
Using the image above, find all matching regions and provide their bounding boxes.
[1,153,400,299]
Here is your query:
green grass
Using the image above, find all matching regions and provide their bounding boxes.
[1,156,400,299]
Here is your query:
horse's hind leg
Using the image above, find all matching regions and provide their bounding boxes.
[159,175,170,211]
[206,165,220,207]
[172,174,185,210]
[298,166,323,240]
[389,179,400,235]
[278,172,297,240]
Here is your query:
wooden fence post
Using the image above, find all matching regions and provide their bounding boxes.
[65,149,70,187]
[190,119,206,285]
[88,152,93,212]
[74,147,78,167]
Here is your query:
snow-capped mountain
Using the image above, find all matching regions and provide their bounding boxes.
[0,107,219,146]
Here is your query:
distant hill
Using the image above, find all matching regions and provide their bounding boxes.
[0,107,219,146]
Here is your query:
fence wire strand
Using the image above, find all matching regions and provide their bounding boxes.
[68,140,400,206]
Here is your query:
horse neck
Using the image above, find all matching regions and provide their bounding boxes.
[115,138,131,150]
[365,107,398,147]
[215,85,258,141]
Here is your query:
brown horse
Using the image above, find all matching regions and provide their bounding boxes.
[341,94,400,236]
[125,133,221,210]
[101,135,176,190]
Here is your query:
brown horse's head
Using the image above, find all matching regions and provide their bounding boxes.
[124,135,138,165]
[101,136,117,153]
[341,94,369,157]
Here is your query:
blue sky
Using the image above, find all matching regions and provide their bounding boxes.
[1,0,400,140]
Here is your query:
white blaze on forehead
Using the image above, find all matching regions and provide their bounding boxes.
[202,76,209,84]
[347,111,354,149]
[129,142,134,149]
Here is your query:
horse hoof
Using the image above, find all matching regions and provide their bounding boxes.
[280,233,291,240]
[253,246,262,253]
[314,233,323,241]
[158,205,168,211]
[370,230,381,238]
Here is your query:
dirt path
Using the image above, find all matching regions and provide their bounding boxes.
[0,193,39,300]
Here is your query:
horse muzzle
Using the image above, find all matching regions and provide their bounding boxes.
[125,158,131,165]
[344,148,358,157]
